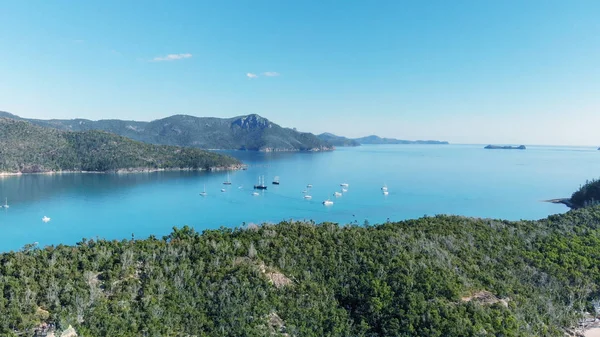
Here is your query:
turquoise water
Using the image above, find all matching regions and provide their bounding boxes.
[0,144,597,252]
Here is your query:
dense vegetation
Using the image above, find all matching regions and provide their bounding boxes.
[2,204,600,336]
[0,111,332,152]
[571,178,600,208]
[0,118,240,173]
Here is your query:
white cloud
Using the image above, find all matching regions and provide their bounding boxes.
[152,53,192,62]
[246,73,258,79]
[263,72,280,77]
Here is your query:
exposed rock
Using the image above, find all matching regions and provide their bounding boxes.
[461,290,509,307]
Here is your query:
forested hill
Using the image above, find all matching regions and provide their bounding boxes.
[0,118,240,173]
[0,111,332,152]
[571,178,600,208]
[2,204,600,336]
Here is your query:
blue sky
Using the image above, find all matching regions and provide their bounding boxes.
[0,0,598,145]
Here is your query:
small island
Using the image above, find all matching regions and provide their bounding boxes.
[484,145,526,150]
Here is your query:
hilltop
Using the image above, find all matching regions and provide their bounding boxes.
[0,111,332,152]
[0,118,240,174]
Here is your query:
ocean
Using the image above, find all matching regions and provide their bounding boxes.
[0,144,597,252]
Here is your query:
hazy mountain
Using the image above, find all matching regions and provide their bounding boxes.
[354,135,449,145]
[0,112,332,152]
[316,131,449,146]
[0,118,240,174]
[317,133,360,147]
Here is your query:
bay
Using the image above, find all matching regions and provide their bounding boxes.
[0,144,597,252]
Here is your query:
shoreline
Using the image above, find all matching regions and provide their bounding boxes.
[544,198,575,209]
[0,164,246,178]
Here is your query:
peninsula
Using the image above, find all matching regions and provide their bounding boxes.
[0,118,241,174]
[484,145,526,150]
[548,178,600,209]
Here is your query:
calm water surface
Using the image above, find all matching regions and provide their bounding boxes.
[0,144,598,251]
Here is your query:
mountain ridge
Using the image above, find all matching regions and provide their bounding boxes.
[0,111,333,152]
[317,132,449,146]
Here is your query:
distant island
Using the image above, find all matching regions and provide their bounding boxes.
[317,133,449,146]
[317,133,361,147]
[0,111,332,153]
[0,118,241,174]
[484,145,526,150]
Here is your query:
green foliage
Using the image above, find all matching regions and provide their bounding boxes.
[571,178,600,208]
[3,207,600,336]
[0,118,240,173]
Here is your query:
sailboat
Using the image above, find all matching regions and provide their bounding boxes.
[254,176,267,190]
[3,198,8,209]
[333,191,342,197]
[272,176,280,185]
[223,172,232,185]
[322,199,334,206]
[381,184,388,192]
[42,216,51,223]
[199,185,208,196]
[340,183,349,188]
[304,194,312,200]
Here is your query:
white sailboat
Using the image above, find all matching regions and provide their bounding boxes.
[304,194,312,200]
[3,198,8,208]
[341,188,348,193]
[252,191,260,196]
[383,191,389,196]
[221,188,226,192]
[42,216,51,223]
[333,192,342,197]
[340,183,349,188]
[381,184,388,192]
[322,199,334,206]
[200,185,208,196]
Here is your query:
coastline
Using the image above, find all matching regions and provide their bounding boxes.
[545,198,575,209]
[0,164,246,178]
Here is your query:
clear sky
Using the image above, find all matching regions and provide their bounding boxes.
[0,0,599,145]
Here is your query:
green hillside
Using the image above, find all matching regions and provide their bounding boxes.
[0,111,333,152]
[0,118,240,173]
[2,202,600,336]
